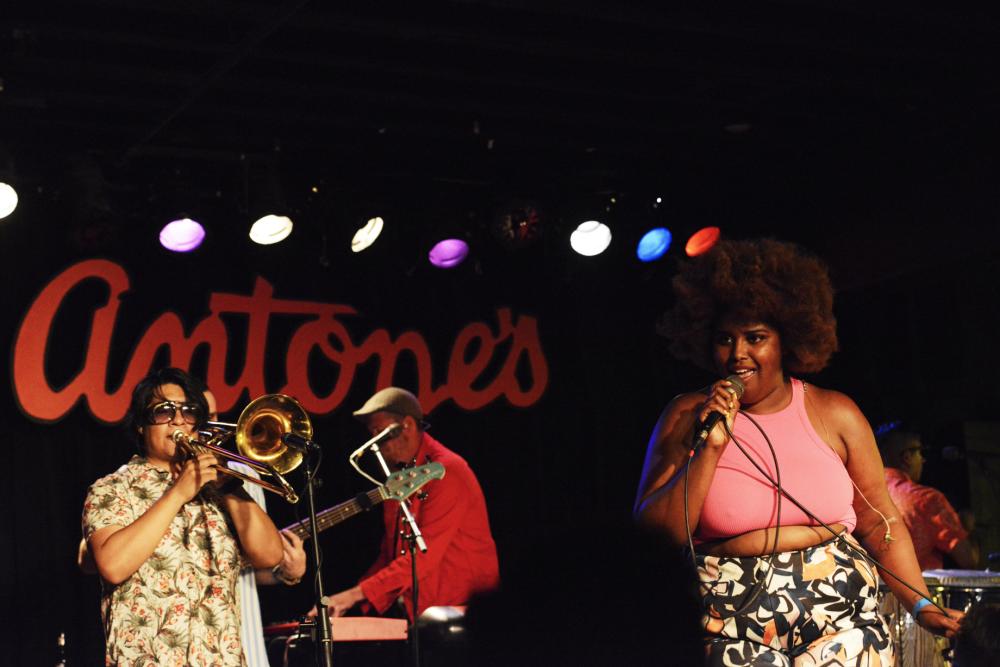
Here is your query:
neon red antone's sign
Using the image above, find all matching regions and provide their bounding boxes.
[12,259,549,423]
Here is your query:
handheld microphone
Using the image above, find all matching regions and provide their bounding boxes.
[693,374,746,446]
[349,423,403,460]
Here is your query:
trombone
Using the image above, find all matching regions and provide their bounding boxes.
[171,394,311,504]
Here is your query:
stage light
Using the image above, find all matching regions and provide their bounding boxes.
[160,218,205,252]
[637,227,672,262]
[685,226,720,256]
[351,216,384,252]
[249,214,293,245]
[491,200,542,249]
[428,238,469,268]
[0,182,18,219]
[570,220,612,256]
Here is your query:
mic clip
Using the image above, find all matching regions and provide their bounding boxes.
[281,432,320,452]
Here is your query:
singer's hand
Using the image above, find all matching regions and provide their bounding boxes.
[697,379,741,449]
[171,452,219,503]
[916,605,964,638]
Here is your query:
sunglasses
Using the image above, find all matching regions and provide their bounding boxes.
[146,400,203,425]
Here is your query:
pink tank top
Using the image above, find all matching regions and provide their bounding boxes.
[695,377,857,542]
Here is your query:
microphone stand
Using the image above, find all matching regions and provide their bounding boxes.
[303,444,334,667]
[407,532,420,667]
[369,442,427,667]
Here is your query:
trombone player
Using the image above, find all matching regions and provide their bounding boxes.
[82,367,284,666]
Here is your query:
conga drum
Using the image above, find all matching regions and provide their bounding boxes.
[922,569,1000,613]
[878,585,945,667]
[883,569,1000,667]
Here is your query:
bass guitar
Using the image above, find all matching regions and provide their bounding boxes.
[282,462,445,539]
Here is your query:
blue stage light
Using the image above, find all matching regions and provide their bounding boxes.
[636,227,672,262]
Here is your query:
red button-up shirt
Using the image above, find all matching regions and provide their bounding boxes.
[884,467,968,571]
[359,432,500,618]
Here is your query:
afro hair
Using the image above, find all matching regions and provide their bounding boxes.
[659,238,838,374]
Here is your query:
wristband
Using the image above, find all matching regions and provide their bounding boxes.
[912,597,933,616]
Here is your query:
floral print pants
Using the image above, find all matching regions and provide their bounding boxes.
[697,534,894,666]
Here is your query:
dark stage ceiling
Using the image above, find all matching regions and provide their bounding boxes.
[2,2,1000,285]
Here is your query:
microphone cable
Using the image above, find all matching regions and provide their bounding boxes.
[704,409,949,619]
[683,410,782,620]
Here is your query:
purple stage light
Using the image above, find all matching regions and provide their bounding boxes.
[428,239,469,268]
[159,218,206,252]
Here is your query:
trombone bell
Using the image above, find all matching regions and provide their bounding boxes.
[235,394,312,475]
[173,393,313,504]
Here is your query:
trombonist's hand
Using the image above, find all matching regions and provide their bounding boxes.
[172,452,220,502]
[209,463,250,498]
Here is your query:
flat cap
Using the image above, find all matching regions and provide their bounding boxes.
[352,387,424,422]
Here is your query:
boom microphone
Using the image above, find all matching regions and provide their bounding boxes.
[349,423,404,460]
[693,374,746,446]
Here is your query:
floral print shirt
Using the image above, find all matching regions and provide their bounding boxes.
[884,467,969,571]
[82,456,247,666]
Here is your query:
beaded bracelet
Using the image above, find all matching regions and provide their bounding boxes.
[912,597,933,616]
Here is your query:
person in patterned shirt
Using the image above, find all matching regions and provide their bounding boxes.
[82,367,284,666]
[880,429,978,571]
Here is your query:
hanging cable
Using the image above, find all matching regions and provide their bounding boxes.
[684,409,782,620]
[719,412,949,617]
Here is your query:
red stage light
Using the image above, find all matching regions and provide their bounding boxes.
[685,226,720,256]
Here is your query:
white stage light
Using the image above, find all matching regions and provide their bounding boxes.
[351,216,384,252]
[249,214,293,245]
[570,220,612,256]
[0,182,18,219]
